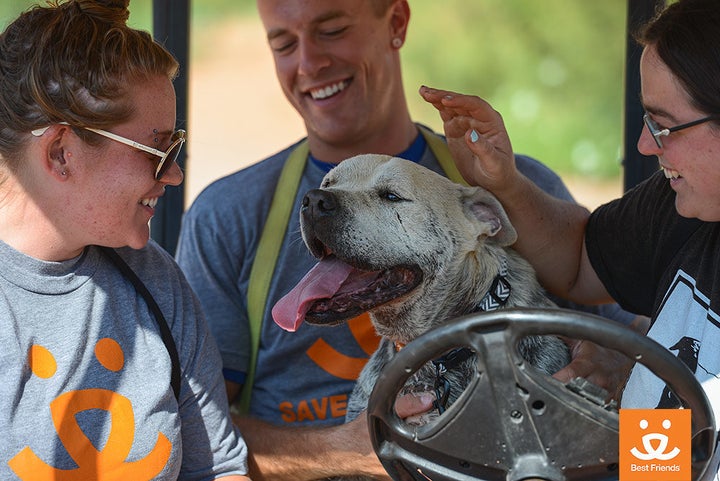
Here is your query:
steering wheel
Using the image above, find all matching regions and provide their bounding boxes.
[367,308,716,481]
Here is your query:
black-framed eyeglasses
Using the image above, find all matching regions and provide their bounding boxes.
[32,122,186,180]
[643,112,718,149]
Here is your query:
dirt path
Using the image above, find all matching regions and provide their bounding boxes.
[186,18,624,211]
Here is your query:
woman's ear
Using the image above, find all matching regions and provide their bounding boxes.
[41,126,73,180]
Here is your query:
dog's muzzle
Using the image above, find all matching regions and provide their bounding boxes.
[301,189,340,258]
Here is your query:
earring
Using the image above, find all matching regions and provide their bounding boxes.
[392,38,403,48]
[61,171,67,176]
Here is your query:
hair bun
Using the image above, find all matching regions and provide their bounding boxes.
[74,0,131,25]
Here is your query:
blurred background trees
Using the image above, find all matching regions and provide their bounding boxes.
[1,0,629,205]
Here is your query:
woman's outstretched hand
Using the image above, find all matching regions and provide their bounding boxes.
[419,85,518,192]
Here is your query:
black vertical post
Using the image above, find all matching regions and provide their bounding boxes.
[622,0,664,192]
[150,0,190,255]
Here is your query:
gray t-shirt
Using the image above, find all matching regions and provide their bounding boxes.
[176,129,635,427]
[0,240,248,480]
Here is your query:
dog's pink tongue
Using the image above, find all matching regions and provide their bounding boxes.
[272,256,355,332]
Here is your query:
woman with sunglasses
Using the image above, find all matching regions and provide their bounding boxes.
[421,0,720,475]
[0,1,249,479]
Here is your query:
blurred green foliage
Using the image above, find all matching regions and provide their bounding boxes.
[0,0,629,178]
[403,1,628,178]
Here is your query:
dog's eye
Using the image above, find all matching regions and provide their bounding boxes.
[380,190,405,202]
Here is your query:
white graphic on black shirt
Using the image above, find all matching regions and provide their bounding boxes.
[656,336,700,409]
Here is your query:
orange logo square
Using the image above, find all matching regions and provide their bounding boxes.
[619,409,691,481]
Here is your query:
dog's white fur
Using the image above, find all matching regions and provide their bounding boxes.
[294,154,570,423]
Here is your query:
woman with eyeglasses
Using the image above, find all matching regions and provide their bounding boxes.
[0,1,249,479]
[421,0,719,475]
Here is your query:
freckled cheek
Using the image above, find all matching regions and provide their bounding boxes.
[82,199,116,233]
[86,183,134,221]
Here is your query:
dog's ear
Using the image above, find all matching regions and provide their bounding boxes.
[463,186,518,246]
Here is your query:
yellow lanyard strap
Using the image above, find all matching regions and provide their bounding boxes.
[241,140,308,412]
[417,124,467,186]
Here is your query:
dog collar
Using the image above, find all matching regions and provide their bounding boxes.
[395,256,511,412]
[431,256,510,413]
[394,256,511,352]
[431,347,475,414]
[476,255,511,312]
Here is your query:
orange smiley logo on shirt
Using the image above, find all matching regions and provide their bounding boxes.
[306,312,381,379]
[9,339,172,481]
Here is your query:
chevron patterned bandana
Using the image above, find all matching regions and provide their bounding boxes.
[476,256,511,312]
[431,256,511,414]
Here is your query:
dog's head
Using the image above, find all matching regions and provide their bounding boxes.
[272,154,517,337]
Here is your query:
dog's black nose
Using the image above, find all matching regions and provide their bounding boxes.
[302,189,337,217]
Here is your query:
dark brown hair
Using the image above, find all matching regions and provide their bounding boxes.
[0,0,179,165]
[636,0,720,116]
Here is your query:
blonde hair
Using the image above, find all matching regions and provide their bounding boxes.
[0,0,179,166]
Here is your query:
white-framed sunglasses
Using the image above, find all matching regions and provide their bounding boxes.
[32,122,186,180]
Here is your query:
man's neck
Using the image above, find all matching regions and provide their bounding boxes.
[306,117,418,165]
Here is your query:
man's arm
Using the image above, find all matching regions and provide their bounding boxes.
[226,383,435,480]
[233,414,391,481]
[226,380,242,405]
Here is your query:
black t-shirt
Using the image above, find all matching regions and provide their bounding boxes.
[586,170,720,413]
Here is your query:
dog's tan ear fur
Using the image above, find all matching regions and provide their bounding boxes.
[462,186,518,246]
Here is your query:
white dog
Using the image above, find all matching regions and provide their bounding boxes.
[273,154,570,422]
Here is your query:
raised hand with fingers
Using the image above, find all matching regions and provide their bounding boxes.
[419,85,518,192]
